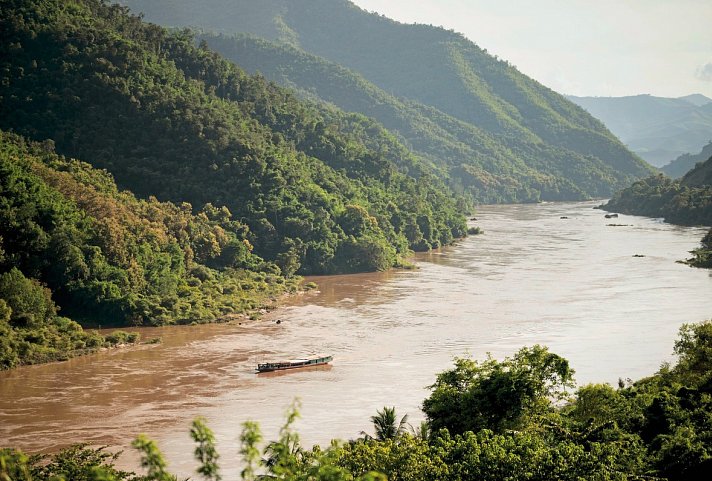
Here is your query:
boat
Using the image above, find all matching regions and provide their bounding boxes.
[256,355,333,373]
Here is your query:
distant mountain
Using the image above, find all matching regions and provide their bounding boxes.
[568,94,712,167]
[120,0,652,203]
[679,94,712,107]
[662,142,712,178]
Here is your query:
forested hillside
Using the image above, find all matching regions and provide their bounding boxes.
[0,132,300,368]
[605,158,712,225]
[662,142,712,179]
[604,157,712,268]
[121,0,653,203]
[0,0,466,276]
[198,33,597,203]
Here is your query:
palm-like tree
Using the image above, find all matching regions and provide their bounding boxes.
[409,420,431,441]
[370,406,409,441]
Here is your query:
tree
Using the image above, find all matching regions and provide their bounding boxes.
[366,407,409,441]
[132,435,175,481]
[190,417,221,481]
[0,268,57,328]
[239,421,263,481]
[27,444,134,481]
[337,435,444,481]
[567,383,624,426]
[0,299,11,324]
[673,319,712,385]
[338,205,378,237]
[423,346,575,435]
[275,238,304,278]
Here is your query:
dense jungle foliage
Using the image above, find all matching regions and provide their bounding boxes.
[0,131,298,368]
[121,0,654,203]
[0,0,467,277]
[604,157,712,267]
[3,320,712,480]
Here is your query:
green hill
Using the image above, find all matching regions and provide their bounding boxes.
[199,33,566,203]
[0,0,466,277]
[604,170,712,225]
[605,155,712,223]
[604,156,712,268]
[120,0,653,202]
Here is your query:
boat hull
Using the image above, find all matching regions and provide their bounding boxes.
[256,355,333,373]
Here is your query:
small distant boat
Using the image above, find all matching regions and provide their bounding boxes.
[256,355,333,373]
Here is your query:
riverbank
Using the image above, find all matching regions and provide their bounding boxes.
[0,275,309,372]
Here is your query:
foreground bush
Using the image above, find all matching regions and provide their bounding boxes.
[3,321,711,480]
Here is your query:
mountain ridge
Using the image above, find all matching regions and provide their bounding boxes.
[121,0,653,202]
[200,32,600,202]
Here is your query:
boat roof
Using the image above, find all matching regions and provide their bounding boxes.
[259,355,331,364]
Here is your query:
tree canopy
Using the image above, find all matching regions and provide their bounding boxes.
[0,131,298,368]
[422,345,575,435]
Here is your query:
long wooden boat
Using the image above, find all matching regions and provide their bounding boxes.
[256,355,333,373]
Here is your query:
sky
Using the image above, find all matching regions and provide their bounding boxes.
[351,0,712,99]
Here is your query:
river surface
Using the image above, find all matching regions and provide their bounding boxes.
[1,201,711,478]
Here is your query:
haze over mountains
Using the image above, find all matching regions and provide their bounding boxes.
[662,142,712,179]
[121,0,652,203]
[568,94,712,167]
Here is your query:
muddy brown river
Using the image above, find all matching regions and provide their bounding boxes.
[1,201,711,478]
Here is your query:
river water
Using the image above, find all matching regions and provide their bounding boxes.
[1,201,711,478]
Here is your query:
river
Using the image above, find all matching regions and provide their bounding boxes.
[1,201,710,478]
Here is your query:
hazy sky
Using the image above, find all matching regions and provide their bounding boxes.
[351,0,712,98]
